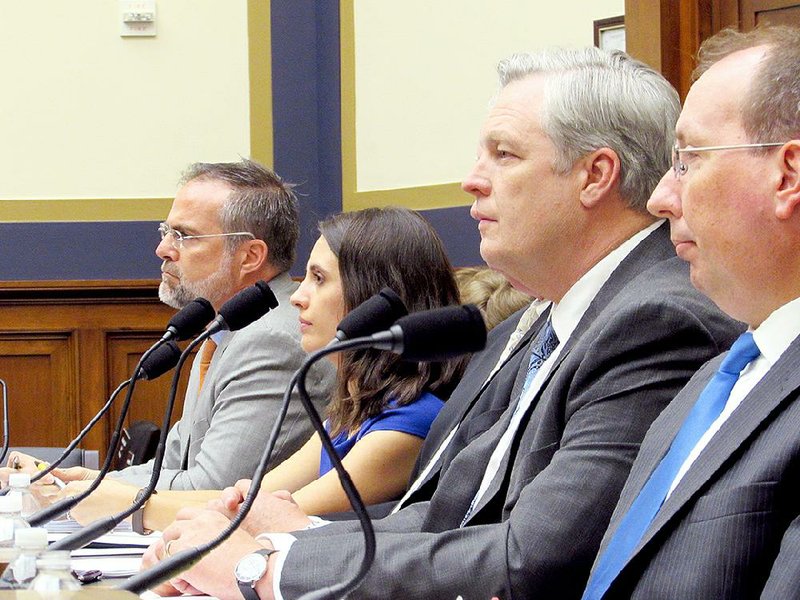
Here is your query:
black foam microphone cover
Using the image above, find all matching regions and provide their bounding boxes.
[392,304,487,362]
[217,280,279,331]
[165,298,215,341]
[336,288,408,340]
[138,341,181,380]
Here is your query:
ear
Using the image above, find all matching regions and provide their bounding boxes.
[578,147,621,209]
[237,239,269,277]
[775,141,800,221]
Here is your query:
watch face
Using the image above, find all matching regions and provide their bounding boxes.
[235,553,268,584]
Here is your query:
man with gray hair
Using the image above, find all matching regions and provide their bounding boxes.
[145,49,741,599]
[6,159,335,517]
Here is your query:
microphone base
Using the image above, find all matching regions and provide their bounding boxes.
[0,592,139,599]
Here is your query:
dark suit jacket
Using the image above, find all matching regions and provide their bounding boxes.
[281,224,744,599]
[595,334,800,599]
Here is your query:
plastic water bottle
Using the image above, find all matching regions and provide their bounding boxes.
[1,527,48,588]
[7,473,42,519]
[28,551,81,592]
[0,495,30,577]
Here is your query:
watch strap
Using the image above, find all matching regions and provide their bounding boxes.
[236,548,278,600]
[131,487,157,535]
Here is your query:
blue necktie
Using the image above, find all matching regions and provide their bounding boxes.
[523,318,559,393]
[582,332,760,600]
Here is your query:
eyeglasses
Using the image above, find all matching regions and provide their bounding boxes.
[672,142,785,179]
[158,222,255,250]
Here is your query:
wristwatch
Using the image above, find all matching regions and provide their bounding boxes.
[235,548,278,600]
[131,488,156,535]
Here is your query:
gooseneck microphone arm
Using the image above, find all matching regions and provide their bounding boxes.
[121,304,486,597]
[29,341,182,487]
[0,379,8,465]
[27,345,162,526]
[120,336,376,598]
[52,281,278,550]
[49,332,210,550]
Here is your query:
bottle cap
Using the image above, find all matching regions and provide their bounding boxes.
[14,527,48,549]
[8,473,31,488]
[0,494,23,514]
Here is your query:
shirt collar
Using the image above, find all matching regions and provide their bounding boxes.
[550,220,664,345]
[751,295,800,367]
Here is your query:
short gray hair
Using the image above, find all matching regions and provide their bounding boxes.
[497,47,680,212]
[181,159,299,272]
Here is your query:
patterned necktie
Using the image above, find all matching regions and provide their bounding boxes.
[196,338,218,392]
[582,332,761,600]
[523,318,559,393]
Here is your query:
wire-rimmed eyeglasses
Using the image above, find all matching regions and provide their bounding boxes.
[672,142,785,179]
[158,222,255,250]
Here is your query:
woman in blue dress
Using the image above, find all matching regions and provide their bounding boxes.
[267,206,465,511]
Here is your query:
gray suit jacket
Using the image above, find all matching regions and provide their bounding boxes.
[593,334,800,599]
[114,273,336,490]
[280,224,745,599]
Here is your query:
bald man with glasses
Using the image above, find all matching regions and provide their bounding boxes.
[6,159,335,525]
[582,25,800,599]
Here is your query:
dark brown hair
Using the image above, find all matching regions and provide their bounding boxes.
[319,207,465,436]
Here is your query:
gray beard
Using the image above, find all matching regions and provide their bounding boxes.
[159,256,235,310]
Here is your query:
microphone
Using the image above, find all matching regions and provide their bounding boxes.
[120,304,486,598]
[49,282,279,550]
[208,280,278,334]
[26,342,181,488]
[162,298,216,342]
[0,379,8,466]
[334,288,407,341]
[27,297,215,526]
[370,304,487,361]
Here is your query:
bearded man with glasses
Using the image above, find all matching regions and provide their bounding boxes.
[4,160,335,523]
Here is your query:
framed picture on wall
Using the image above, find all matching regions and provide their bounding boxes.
[594,16,625,52]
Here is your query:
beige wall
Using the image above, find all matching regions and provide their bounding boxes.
[0,1,250,202]
[352,0,625,193]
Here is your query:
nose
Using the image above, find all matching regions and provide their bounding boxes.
[647,170,683,220]
[461,157,491,198]
[290,281,309,310]
[156,235,178,262]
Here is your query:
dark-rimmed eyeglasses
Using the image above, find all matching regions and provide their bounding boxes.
[672,142,785,179]
[158,222,255,250]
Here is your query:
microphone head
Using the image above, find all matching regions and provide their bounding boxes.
[166,298,215,341]
[335,287,408,341]
[138,341,182,380]
[392,304,487,362]
[217,281,279,331]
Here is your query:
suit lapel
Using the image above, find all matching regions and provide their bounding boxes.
[466,342,574,520]
[633,336,800,555]
[465,223,674,523]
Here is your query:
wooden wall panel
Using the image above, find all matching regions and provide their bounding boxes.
[106,334,193,436]
[0,334,75,447]
[626,0,800,102]
[0,280,190,461]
